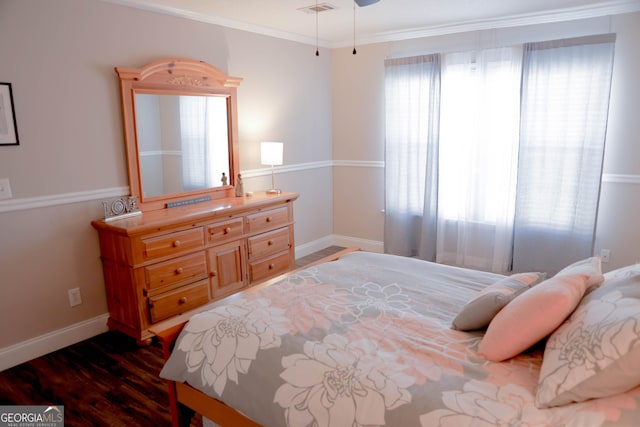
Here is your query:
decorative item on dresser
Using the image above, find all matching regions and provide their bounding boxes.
[91,192,298,344]
[92,58,299,343]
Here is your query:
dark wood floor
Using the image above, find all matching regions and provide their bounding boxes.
[0,246,344,427]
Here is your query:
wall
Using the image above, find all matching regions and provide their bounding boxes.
[331,13,640,269]
[0,0,333,368]
[1,0,638,370]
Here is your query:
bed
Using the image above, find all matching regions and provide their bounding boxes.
[154,248,640,426]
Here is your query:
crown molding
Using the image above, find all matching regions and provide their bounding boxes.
[102,0,640,49]
[101,0,329,47]
[334,0,640,47]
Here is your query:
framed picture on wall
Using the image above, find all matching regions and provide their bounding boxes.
[0,82,19,146]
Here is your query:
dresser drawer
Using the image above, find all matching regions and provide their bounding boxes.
[206,217,244,245]
[148,279,210,323]
[248,227,291,260]
[245,206,289,235]
[140,228,204,262]
[249,251,291,283]
[144,252,208,291]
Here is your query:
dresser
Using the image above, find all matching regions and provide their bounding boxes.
[92,192,298,343]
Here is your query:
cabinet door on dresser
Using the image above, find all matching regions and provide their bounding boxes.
[204,216,248,298]
[207,239,247,298]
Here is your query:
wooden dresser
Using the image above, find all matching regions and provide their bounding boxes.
[92,192,298,343]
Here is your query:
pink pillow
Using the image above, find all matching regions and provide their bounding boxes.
[477,274,589,362]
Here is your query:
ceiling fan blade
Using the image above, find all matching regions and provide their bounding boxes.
[354,0,380,6]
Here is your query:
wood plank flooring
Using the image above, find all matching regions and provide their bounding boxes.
[0,246,344,427]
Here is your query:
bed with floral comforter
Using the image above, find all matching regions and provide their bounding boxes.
[160,251,640,426]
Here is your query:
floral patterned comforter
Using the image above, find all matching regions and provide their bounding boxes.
[160,252,640,427]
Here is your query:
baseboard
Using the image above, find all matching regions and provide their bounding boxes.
[331,234,384,253]
[294,235,336,258]
[1,235,383,372]
[295,234,383,257]
[0,314,109,372]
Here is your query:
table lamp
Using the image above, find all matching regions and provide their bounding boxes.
[260,141,283,194]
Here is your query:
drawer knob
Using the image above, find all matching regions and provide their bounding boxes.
[173,240,181,248]
[269,263,275,270]
[178,297,188,305]
[211,271,217,277]
[224,227,232,234]
[175,267,184,275]
[267,240,273,246]
[266,216,272,222]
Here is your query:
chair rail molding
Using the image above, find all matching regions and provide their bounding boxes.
[0,169,636,214]
[0,187,129,214]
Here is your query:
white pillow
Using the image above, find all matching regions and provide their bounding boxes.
[536,264,640,408]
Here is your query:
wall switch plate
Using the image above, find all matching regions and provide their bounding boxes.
[68,288,82,307]
[600,249,611,263]
[0,178,12,200]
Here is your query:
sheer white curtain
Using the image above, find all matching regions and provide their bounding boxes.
[437,47,522,272]
[512,35,616,274]
[181,96,209,190]
[180,96,230,191]
[384,55,440,259]
[385,37,614,274]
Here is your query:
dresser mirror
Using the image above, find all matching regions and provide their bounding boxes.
[116,58,242,211]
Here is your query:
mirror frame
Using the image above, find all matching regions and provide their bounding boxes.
[115,58,242,212]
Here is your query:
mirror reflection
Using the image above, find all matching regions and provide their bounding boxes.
[135,93,231,198]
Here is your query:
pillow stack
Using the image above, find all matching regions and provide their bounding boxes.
[457,256,640,409]
[476,257,604,362]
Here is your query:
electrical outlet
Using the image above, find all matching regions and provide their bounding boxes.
[68,288,82,307]
[600,249,611,263]
[0,178,12,200]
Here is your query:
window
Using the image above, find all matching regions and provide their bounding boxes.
[384,35,616,274]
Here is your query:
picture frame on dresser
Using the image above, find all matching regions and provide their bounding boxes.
[0,82,19,146]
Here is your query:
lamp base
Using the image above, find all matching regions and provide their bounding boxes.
[266,188,281,194]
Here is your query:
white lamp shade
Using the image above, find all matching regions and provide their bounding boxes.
[260,142,283,166]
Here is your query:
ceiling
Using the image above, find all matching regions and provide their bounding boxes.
[108,0,640,47]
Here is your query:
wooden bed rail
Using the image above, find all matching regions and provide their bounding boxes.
[151,247,361,427]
